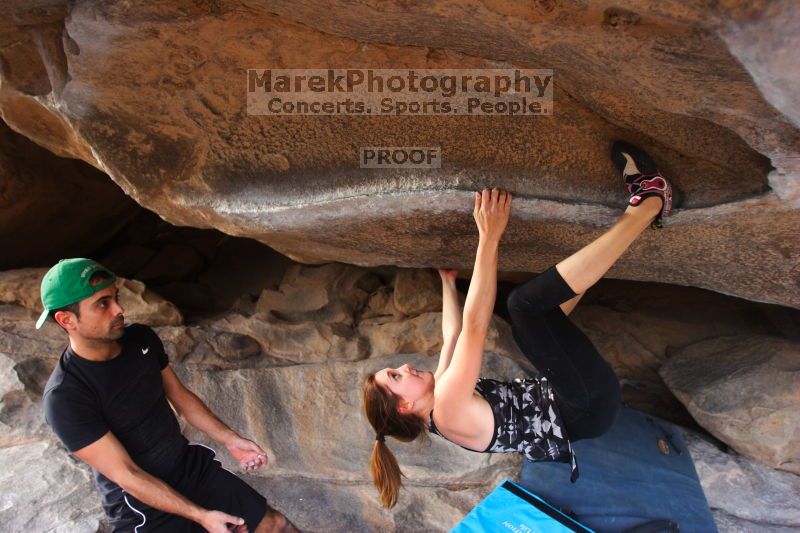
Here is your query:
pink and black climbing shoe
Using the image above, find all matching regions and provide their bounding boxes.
[611,141,680,228]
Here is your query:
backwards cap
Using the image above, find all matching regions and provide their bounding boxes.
[36,258,117,329]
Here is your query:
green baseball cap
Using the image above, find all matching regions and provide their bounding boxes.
[36,258,117,329]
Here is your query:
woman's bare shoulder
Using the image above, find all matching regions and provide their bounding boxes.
[432,390,494,443]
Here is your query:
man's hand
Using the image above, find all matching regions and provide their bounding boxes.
[201,510,248,533]
[73,432,223,530]
[226,436,269,471]
[162,367,269,473]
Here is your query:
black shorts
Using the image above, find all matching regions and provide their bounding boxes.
[114,444,268,532]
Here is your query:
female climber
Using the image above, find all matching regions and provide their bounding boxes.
[362,141,678,508]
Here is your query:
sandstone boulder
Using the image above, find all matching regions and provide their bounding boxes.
[0,268,46,312]
[155,325,200,365]
[571,280,781,383]
[1,1,799,306]
[0,350,57,447]
[683,428,800,531]
[118,278,183,327]
[661,335,800,474]
[0,353,27,448]
[0,441,105,532]
[248,474,509,533]
[359,312,527,368]
[362,286,400,321]
[207,331,262,361]
[213,313,368,364]
[256,263,379,325]
[1,253,799,531]
[0,317,66,360]
[393,269,442,315]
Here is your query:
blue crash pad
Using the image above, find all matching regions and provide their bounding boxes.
[519,407,718,533]
[452,480,595,533]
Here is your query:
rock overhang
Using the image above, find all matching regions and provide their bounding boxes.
[0,0,797,307]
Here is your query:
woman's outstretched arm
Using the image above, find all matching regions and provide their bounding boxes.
[435,189,511,408]
[434,269,461,380]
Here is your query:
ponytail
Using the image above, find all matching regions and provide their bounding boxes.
[362,373,427,508]
[370,438,403,508]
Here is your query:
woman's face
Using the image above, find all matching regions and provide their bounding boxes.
[374,363,434,412]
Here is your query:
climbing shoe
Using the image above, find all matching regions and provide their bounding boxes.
[611,141,680,228]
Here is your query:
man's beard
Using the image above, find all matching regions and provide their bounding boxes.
[86,326,125,343]
[107,327,125,341]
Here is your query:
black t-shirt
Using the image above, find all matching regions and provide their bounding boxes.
[43,323,188,517]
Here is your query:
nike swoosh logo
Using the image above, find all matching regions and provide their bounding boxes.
[141,348,149,355]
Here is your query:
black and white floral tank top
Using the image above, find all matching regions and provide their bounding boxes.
[428,377,579,482]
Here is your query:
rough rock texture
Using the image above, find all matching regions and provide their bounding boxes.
[393,269,443,315]
[1,1,799,307]
[0,268,46,311]
[662,335,800,475]
[0,305,65,362]
[115,278,183,327]
[0,262,525,532]
[683,429,800,532]
[0,351,50,447]
[0,441,105,532]
[566,278,800,426]
[2,258,799,530]
[177,353,522,533]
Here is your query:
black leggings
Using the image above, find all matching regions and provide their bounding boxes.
[506,266,621,441]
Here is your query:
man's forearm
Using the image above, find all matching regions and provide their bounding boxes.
[121,466,207,525]
[176,389,238,446]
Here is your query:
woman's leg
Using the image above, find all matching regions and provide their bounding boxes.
[507,197,662,440]
[508,269,620,440]
[555,197,662,295]
[559,292,585,317]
